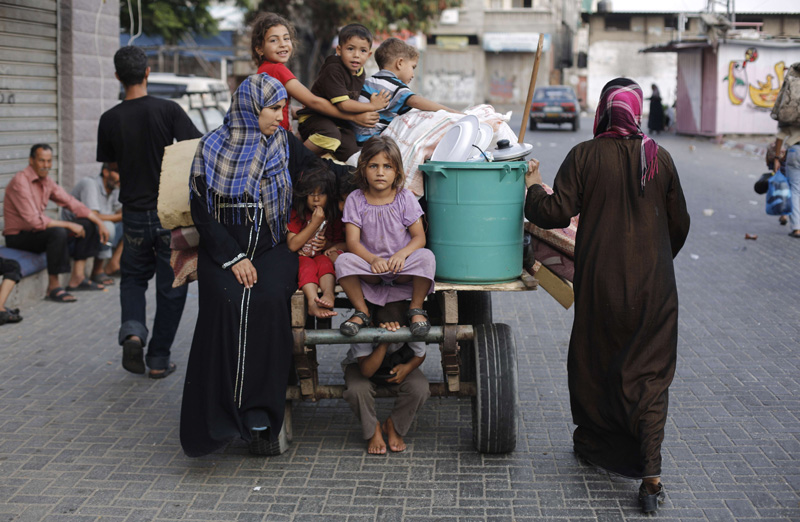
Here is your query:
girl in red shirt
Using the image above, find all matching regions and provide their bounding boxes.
[250,12,384,133]
[286,164,343,318]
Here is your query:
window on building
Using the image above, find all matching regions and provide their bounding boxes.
[512,0,533,7]
[604,14,631,31]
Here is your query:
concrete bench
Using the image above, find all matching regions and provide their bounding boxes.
[0,246,48,308]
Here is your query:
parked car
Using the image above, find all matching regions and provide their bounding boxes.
[121,73,232,133]
[529,85,580,131]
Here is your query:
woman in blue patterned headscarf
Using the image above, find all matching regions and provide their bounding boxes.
[181,74,353,457]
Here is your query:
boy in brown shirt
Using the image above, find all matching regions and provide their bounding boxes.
[298,24,389,162]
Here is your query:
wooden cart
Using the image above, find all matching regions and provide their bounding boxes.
[273,272,538,455]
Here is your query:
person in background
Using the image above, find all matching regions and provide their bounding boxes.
[97,46,202,378]
[525,78,690,514]
[772,126,800,238]
[62,163,123,286]
[3,144,110,303]
[648,83,665,134]
[0,257,23,325]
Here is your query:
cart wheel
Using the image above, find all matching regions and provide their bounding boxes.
[458,292,492,382]
[471,323,518,453]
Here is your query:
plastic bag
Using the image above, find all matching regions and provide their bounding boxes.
[766,170,793,216]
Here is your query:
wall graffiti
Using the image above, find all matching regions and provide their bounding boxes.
[0,90,16,104]
[421,70,476,105]
[489,73,515,103]
[722,47,784,109]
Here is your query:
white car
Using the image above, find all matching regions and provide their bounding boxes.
[146,73,232,133]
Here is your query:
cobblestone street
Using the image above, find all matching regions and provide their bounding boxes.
[1,125,798,521]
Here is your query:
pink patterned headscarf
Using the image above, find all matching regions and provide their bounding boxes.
[593,78,659,193]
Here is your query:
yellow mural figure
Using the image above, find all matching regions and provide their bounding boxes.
[724,61,748,105]
[749,61,786,108]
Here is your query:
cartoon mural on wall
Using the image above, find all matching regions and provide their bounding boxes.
[723,47,785,109]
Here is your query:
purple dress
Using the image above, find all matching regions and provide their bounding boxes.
[335,188,435,306]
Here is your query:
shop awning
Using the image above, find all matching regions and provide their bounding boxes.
[483,33,551,53]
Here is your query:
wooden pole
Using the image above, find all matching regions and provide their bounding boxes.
[518,33,545,144]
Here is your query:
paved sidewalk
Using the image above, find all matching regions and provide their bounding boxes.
[1,132,799,521]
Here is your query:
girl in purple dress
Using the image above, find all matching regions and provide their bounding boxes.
[334,136,435,336]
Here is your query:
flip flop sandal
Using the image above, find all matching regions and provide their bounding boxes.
[148,362,177,379]
[67,279,105,291]
[46,287,77,303]
[91,273,115,286]
[340,310,371,336]
[407,308,431,337]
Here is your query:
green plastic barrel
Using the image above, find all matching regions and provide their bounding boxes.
[419,160,527,284]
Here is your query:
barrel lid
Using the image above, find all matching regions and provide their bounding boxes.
[491,139,533,161]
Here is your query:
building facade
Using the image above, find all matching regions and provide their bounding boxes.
[421,0,581,109]
[582,0,800,116]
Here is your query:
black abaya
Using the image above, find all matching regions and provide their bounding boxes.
[180,134,350,457]
[525,138,690,478]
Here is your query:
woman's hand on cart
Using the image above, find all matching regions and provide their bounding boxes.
[231,258,257,288]
[524,158,542,188]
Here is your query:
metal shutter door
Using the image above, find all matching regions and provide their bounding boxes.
[0,0,58,236]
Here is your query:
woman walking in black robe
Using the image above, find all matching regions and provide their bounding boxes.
[524,78,690,513]
[180,74,350,457]
[648,83,665,134]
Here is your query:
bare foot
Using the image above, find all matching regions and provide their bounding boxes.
[315,291,335,309]
[382,417,406,452]
[307,301,337,318]
[367,422,386,454]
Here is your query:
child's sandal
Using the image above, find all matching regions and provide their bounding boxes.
[340,310,371,336]
[407,308,430,337]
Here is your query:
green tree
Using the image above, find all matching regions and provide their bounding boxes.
[247,0,461,81]
[121,0,245,44]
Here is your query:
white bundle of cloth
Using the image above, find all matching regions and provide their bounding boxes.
[381,105,518,197]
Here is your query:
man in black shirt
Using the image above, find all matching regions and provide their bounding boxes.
[97,46,202,379]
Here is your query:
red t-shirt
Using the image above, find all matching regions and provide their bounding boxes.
[288,210,344,245]
[257,61,296,130]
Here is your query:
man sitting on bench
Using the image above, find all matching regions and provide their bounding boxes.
[2,143,109,302]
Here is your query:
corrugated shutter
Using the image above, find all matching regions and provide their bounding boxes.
[0,0,58,237]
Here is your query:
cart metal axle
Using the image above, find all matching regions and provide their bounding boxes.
[300,325,474,346]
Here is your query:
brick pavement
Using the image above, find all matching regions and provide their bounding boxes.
[0,129,798,521]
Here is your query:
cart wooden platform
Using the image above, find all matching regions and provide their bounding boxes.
[275,271,538,455]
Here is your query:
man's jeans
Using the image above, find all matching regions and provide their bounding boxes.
[785,145,800,232]
[119,209,187,370]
